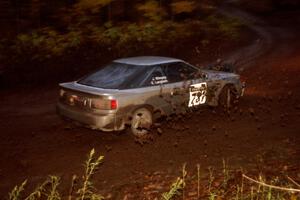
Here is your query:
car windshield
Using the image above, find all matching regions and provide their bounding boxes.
[78,62,153,89]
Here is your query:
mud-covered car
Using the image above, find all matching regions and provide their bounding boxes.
[57,56,245,136]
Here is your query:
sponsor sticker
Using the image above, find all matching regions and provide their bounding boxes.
[188,82,207,107]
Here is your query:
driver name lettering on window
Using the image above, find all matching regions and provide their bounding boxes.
[151,76,168,85]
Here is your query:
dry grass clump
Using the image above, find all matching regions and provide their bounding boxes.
[8,149,104,200]
[8,152,300,200]
[162,164,187,200]
[160,160,300,200]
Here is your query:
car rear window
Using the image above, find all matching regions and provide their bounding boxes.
[78,62,154,89]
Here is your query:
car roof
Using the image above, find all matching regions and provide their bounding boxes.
[113,56,183,66]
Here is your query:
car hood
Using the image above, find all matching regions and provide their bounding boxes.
[202,70,239,80]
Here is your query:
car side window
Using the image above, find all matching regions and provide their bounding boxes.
[180,63,198,79]
[142,66,168,87]
[163,62,198,83]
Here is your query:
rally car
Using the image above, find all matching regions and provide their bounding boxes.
[57,56,244,136]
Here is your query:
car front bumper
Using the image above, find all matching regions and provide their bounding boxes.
[56,102,118,131]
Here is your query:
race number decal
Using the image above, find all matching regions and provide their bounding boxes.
[188,82,207,107]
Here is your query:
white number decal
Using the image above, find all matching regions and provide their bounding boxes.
[188,82,207,107]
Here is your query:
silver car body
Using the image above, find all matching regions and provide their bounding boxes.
[56,56,244,131]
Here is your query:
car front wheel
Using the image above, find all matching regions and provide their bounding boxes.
[131,107,153,137]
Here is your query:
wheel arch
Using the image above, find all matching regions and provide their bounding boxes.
[123,104,164,125]
[216,83,237,102]
[219,82,238,94]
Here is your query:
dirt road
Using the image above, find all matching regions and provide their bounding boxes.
[0,9,299,199]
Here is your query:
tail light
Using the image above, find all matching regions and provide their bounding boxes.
[110,99,117,110]
[91,98,117,110]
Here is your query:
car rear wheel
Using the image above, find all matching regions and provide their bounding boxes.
[131,107,153,137]
[218,85,237,110]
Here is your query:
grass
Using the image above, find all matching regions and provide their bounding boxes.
[9,149,104,200]
[160,161,300,200]
[8,151,300,200]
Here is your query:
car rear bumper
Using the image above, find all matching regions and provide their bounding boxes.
[56,102,120,131]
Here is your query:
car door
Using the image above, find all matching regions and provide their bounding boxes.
[161,62,209,113]
[160,62,190,113]
[136,65,171,111]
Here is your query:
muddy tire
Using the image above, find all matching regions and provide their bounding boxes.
[130,107,153,137]
[218,85,237,110]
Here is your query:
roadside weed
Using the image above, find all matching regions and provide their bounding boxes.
[9,180,27,200]
[8,149,104,200]
[8,153,300,200]
[77,149,104,200]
